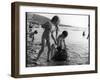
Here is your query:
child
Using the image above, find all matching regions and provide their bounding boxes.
[29,30,38,42]
[33,16,60,63]
[51,16,60,42]
[52,31,68,61]
[57,31,68,49]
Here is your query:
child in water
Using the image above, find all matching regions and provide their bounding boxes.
[52,31,68,61]
[57,31,68,50]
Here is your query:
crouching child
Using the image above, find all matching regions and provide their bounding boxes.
[51,31,68,61]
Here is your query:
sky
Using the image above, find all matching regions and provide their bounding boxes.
[32,13,89,28]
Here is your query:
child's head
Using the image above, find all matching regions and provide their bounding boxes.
[34,30,38,34]
[62,31,68,38]
[51,16,60,25]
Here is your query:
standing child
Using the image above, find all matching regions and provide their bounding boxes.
[33,16,60,63]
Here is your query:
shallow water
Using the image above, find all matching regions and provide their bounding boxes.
[26,37,89,67]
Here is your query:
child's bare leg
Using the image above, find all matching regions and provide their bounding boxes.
[46,39,51,62]
[36,39,45,61]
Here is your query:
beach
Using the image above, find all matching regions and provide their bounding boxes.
[26,29,89,67]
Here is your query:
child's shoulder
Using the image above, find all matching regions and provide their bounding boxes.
[58,35,62,38]
[42,21,52,27]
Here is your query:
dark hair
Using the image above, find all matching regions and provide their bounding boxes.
[62,31,68,37]
[51,16,59,24]
[34,30,38,34]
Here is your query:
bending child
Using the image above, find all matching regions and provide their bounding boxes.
[52,31,68,61]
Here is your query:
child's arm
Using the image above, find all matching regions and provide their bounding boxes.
[63,40,68,50]
[41,22,49,28]
[51,31,57,45]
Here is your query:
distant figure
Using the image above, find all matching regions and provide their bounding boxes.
[52,31,68,61]
[29,30,38,42]
[82,31,85,37]
[29,22,33,32]
[33,16,60,62]
[87,34,89,39]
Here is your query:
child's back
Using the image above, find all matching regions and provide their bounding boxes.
[51,31,68,61]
